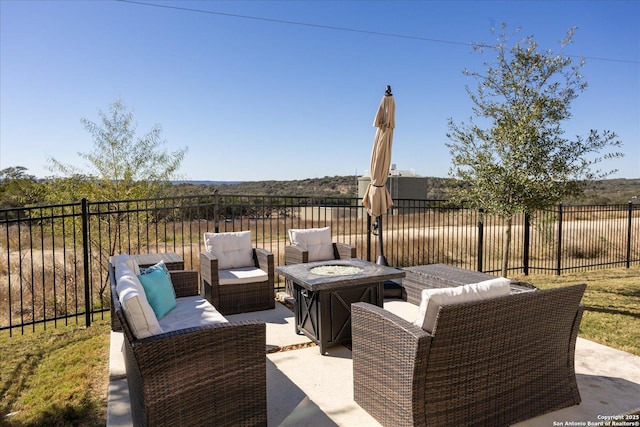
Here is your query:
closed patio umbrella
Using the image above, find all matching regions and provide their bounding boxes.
[362,85,395,266]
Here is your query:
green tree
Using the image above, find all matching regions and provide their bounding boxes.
[446,26,623,277]
[44,100,188,303]
[0,166,42,209]
[46,99,187,202]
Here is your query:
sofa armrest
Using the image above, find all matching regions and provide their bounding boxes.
[126,320,266,426]
[352,302,432,427]
[334,242,356,259]
[569,303,585,372]
[168,270,199,298]
[284,245,308,264]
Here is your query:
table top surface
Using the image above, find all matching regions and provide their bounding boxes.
[404,263,537,293]
[276,259,405,292]
[404,263,494,282]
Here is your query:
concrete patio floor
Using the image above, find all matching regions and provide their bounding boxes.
[107,295,640,426]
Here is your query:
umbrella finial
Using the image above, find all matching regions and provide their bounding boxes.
[385,85,392,96]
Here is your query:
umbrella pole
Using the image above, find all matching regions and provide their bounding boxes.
[376,215,388,266]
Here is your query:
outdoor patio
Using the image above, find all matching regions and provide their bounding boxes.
[107,293,640,426]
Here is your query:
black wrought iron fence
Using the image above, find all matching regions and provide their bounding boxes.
[1,195,638,334]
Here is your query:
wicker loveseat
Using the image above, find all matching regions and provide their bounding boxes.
[352,283,586,427]
[109,257,267,427]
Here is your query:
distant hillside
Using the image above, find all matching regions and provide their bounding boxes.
[173,176,639,205]
[173,180,243,186]
[174,176,358,198]
[565,178,639,205]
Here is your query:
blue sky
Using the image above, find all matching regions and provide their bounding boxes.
[1,0,638,181]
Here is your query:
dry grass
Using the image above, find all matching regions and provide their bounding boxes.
[2,210,638,327]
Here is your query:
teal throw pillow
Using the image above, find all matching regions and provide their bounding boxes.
[139,260,170,275]
[138,267,177,320]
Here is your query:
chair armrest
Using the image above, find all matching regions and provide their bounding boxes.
[126,320,266,425]
[284,245,309,264]
[199,251,219,287]
[334,242,356,259]
[352,302,432,426]
[254,247,274,273]
[168,270,199,298]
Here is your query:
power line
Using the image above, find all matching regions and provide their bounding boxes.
[116,0,640,65]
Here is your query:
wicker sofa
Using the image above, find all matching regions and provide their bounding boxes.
[352,283,586,427]
[109,257,267,427]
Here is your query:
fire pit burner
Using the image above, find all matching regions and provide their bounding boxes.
[309,265,364,276]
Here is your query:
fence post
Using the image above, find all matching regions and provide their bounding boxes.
[81,198,91,327]
[556,204,563,276]
[214,190,219,233]
[523,212,530,276]
[366,214,372,262]
[627,202,633,269]
[477,209,484,272]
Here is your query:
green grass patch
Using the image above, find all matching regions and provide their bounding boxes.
[0,319,110,426]
[513,266,640,356]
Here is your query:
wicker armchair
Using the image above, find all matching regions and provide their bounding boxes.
[352,284,586,427]
[200,231,275,315]
[284,227,356,296]
[109,263,267,427]
[284,242,356,264]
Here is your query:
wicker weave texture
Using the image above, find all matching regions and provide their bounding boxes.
[402,264,497,305]
[352,284,586,427]
[200,248,275,315]
[109,262,268,427]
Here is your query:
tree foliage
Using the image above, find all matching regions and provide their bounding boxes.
[0,166,41,209]
[41,100,188,298]
[446,25,623,275]
[45,100,187,203]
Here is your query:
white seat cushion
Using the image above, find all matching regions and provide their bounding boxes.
[219,266,269,285]
[414,277,512,334]
[204,231,255,270]
[159,295,228,334]
[288,227,334,262]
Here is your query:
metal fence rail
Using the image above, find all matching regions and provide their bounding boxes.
[1,195,638,334]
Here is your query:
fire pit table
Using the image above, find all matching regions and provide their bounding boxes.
[276,259,405,354]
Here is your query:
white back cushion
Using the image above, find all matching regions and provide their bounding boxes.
[116,274,163,338]
[288,227,334,262]
[110,253,140,276]
[204,231,254,270]
[414,277,512,334]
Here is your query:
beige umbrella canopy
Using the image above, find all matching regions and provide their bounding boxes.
[362,85,395,265]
